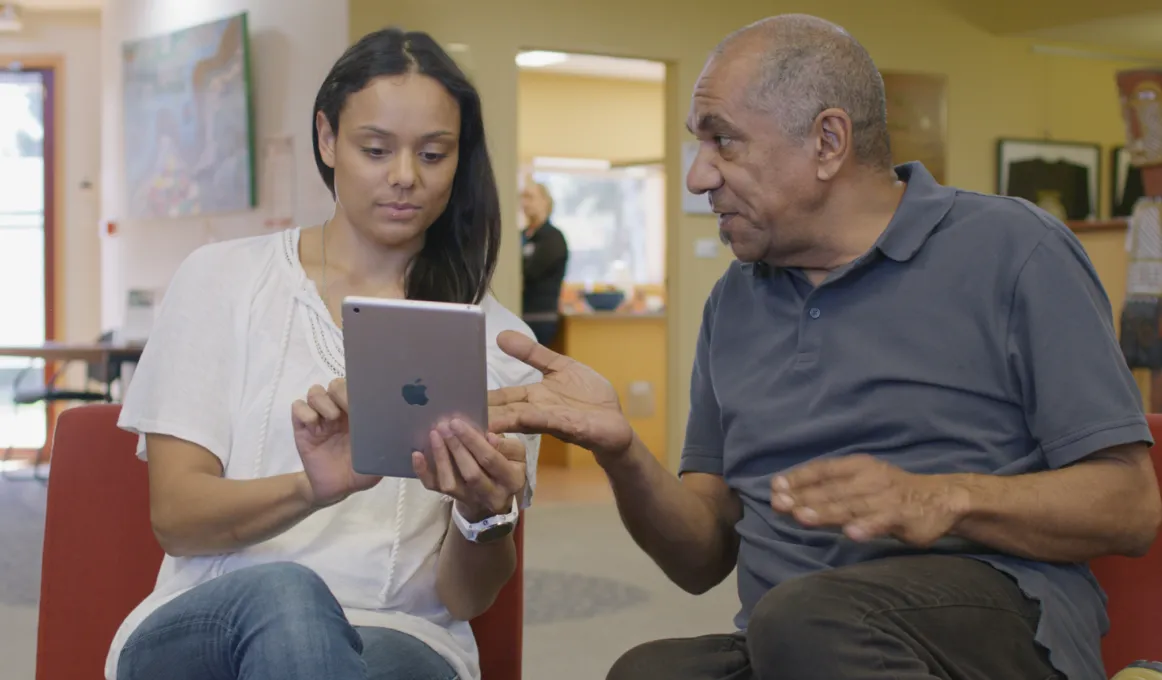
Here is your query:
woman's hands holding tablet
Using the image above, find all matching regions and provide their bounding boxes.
[293,378,525,518]
[292,379,383,508]
[413,421,526,521]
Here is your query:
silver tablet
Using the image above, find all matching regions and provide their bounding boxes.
[342,296,488,478]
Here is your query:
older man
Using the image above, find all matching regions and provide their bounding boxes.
[489,14,1162,680]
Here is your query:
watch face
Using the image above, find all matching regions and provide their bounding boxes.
[477,521,516,543]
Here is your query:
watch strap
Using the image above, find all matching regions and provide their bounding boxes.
[452,497,519,543]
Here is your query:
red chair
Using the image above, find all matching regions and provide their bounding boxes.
[36,404,523,680]
[1090,413,1162,677]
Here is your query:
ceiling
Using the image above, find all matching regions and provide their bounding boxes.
[1020,10,1162,56]
[940,0,1162,34]
[12,0,101,9]
[8,1,1162,55]
[516,52,665,82]
[935,0,1162,54]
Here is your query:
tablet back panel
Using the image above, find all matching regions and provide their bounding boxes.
[341,296,488,478]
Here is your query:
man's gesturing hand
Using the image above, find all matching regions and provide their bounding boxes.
[770,454,972,546]
[487,330,634,460]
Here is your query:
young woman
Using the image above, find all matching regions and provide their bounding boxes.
[105,28,540,680]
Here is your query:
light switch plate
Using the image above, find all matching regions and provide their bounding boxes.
[694,238,720,259]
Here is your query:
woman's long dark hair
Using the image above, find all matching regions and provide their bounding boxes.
[312,28,500,305]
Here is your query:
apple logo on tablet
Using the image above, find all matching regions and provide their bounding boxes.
[401,378,429,406]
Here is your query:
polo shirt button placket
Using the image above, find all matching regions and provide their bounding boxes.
[794,302,823,368]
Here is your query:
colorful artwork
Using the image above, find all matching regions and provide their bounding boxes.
[122,13,255,219]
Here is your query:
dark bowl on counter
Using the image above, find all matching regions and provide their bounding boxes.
[583,290,626,311]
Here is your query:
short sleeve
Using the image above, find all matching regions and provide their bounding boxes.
[1007,228,1153,469]
[484,300,543,509]
[679,289,725,477]
[118,245,242,466]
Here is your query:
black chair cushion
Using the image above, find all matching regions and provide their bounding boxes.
[14,389,110,406]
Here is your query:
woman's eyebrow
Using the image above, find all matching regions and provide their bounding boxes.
[355,125,455,141]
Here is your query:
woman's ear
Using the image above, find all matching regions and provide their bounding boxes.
[316,111,337,169]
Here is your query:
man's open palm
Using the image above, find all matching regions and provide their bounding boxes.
[489,331,634,458]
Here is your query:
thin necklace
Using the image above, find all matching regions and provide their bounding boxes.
[320,219,338,327]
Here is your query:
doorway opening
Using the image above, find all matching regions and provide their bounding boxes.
[515,50,668,483]
[0,64,55,457]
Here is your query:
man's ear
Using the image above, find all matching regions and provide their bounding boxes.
[814,109,853,181]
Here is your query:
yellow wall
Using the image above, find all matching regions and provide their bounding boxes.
[518,71,665,164]
[349,0,1160,468]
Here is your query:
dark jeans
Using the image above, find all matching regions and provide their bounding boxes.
[117,562,458,680]
[607,555,1061,680]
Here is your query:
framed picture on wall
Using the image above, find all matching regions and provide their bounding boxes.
[996,139,1101,222]
[1112,145,1147,218]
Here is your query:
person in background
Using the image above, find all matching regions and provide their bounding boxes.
[520,181,569,345]
[105,27,540,680]
[488,13,1162,680]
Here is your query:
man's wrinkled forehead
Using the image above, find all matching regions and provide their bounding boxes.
[687,62,751,136]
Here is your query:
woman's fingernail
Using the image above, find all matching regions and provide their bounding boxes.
[774,493,795,508]
[773,476,790,491]
[437,421,453,437]
[450,419,467,433]
[797,507,819,523]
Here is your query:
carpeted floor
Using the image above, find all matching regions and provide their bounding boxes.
[0,472,47,608]
[0,474,739,679]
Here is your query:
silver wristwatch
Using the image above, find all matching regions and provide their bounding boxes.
[452,497,519,543]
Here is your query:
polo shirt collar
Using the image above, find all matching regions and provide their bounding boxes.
[874,161,956,262]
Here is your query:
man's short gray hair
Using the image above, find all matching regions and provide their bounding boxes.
[716,15,892,170]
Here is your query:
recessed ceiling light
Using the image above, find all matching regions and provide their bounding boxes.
[516,51,568,68]
[0,4,22,33]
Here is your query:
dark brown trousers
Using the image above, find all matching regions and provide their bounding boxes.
[607,555,1061,680]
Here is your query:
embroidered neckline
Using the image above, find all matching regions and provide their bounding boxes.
[281,228,345,378]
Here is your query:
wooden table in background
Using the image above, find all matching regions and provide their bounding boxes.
[0,342,145,459]
[0,341,145,366]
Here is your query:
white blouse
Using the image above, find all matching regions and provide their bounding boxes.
[104,227,542,680]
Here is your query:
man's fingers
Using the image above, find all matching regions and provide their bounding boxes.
[793,495,879,528]
[488,404,563,436]
[791,474,885,511]
[496,329,573,375]
[775,454,878,492]
[844,511,897,543]
[488,386,529,407]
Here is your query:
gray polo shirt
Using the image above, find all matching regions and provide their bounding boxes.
[681,161,1152,680]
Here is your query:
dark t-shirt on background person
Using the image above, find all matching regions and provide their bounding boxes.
[521,221,568,345]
